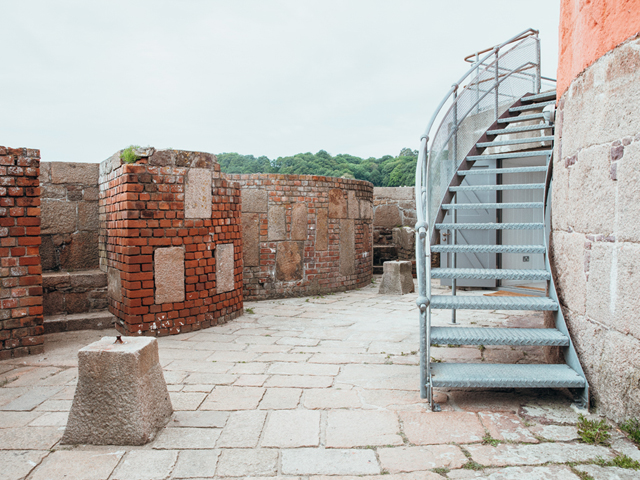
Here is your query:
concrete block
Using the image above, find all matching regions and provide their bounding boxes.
[268,205,286,241]
[61,336,173,445]
[291,203,307,241]
[374,204,402,228]
[276,241,304,281]
[378,261,414,295]
[242,189,268,213]
[328,188,347,219]
[316,208,328,251]
[185,168,212,219]
[51,162,99,186]
[242,213,260,266]
[339,219,355,276]
[216,243,235,293]
[154,247,185,304]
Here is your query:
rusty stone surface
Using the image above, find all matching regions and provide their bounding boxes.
[242,214,260,267]
[242,190,268,213]
[374,204,402,229]
[347,191,359,219]
[340,219,355,276]
[328,188,347,219]
[276,242,304,281]
[59,231,100,271]
[268,205,286,241]
[316,209,328,251]
[41,200,76,235]
[51,162,99,186]
[185,168,212,219]
[154,247,185,304]
[291,204,307,241]
[216,243,235,293]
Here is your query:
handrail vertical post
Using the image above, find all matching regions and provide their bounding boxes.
[451,85,458,325]
[494,47,500,121]
[535,35,541,94]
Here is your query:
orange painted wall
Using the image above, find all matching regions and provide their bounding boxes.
[557,0,640,98]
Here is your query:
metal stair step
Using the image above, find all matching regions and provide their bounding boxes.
[487,124,552,136]
[442,202,543,210]
[435,222,544,230]
[498,113,545,123]
[431,268,550,280]
[431,244,546,254]
[431,327,569,346]
[467,150,552,161]
[450,183,545,192]
[476,136,554,148]
[509,100,556,113]
[520,91,557,103]
[430,363,585,388]
[459,166,548,175]
[430,295,558,310]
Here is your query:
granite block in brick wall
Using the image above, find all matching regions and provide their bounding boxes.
[316,208,328,251]
[329,188,347,219]
[78,202,99,231]
[185,168,212,219]
[242,213,260,266]
[59,231,99,271]
[374,204,402,229]
[51,162,99,186]
[360,199,372,220]
[41,200,76,235]
[340,219,355,276]
[347,191,359,219]
[276,241,304,281]
[154,247,185,304]
[268,205,286,241]
[291,204,307,241]
[216,243,235,293]
[108,267,122,303]
[242,189,268,213]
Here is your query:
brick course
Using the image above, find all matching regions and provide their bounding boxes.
[0,146,44,359]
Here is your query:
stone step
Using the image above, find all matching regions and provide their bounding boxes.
[44,310,116,334]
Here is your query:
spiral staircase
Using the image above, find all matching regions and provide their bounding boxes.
[414,29,588,411]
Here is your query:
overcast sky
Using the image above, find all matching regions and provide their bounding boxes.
[2,1,560,163]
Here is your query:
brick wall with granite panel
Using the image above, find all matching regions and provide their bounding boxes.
[228,174,373,300]
[0,147,44,359]
[99,149,243,336]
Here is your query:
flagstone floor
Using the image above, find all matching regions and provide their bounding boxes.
[1,278,638,479]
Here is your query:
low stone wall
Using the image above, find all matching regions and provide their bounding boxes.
[43,270,108,316]
[99,149,243,336]
[0,147,44,359]
[39,162,100,271]
[551,35,640,421]
[228,174,373,300]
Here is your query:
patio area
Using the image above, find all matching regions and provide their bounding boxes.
[0,278,638,480]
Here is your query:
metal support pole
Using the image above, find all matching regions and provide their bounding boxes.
[535,36,541,94]
[451,85,458,324]
[494,47,500,121]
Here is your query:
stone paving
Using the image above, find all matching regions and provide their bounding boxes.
[1,278,639,479]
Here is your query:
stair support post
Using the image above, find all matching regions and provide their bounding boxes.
[451,85,459,325]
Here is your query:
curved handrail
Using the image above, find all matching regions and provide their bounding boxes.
[463,28,539,63]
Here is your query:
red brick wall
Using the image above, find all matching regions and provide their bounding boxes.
[0,147,44,359]
[228,174,373,301]
[99,150,243,336]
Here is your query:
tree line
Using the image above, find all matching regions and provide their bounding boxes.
[216,148,417,187]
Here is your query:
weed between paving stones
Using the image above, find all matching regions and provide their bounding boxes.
[595,454,640,469]
[621,418,640,445]
[577,414,612,445]
[482,432,501,447]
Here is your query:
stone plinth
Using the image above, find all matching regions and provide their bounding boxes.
[62,336,172,445]
[378,261,415,295]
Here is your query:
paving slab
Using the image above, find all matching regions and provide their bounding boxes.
[199,386,265,410]
[262,410,320,447]
[215,449,278,477]
[377,445,467,473]
[111,450,178,480]
[0,426,62,450]
[358,389,424,410]
[28,412,68,427]
[29,450,123,480]
[234,374,268,386]
[171,449,221,478]
[447,465,581,479]
[528,424,579,441]
[217,411,267,447]
[0,387,63,411]
[326,410,402,447]
[310,474,444,480]
[303,388,362,409]
[169,392,206,411]
[153,427,221,449]
[281,448,380,475]
[0,450,49,480]
[266,362,340,376]
[465,442,615,466]
[169,410,229,428]
[574,464,640,480]
[264,375,334,388]
[0,411,43,428]
[258,388,302,410]
[479,412,539,443]
[336,364,417,391]
[400,411,485,444]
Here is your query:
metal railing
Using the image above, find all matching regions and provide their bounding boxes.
[414,29,555,406]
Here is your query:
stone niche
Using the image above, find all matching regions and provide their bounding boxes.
[99,149,243,336]
[228,174,374,300]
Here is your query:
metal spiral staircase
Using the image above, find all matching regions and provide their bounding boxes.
[414,29,588,411]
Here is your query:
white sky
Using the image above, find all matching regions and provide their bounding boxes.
[2,1,560,163]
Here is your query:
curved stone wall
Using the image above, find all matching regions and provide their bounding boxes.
[228,174,373,300]
[552,33,640,421]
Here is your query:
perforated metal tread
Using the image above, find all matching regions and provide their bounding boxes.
[431,327,569,346]
[430,295,558,310]
[450,184,544,192]
[441,202,543,210]
[459,166,548,175]
[509,100,555,112]
[435,222,544,230]
[520,91,557,103]
[498,113,545,123]
[467,150,552,161]
[487,124,552,136]
[476,137,554,148]
[431,268,549,280]
[431,244,546,254]
[431,363,585,388]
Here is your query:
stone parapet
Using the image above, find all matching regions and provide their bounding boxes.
[228,174,373,300]
[0,146,44,359]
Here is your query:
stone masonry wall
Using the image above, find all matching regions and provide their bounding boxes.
[0,147,44,359]
[228,174,373,300]
[551,35,640,421]
[99,149,243,336]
